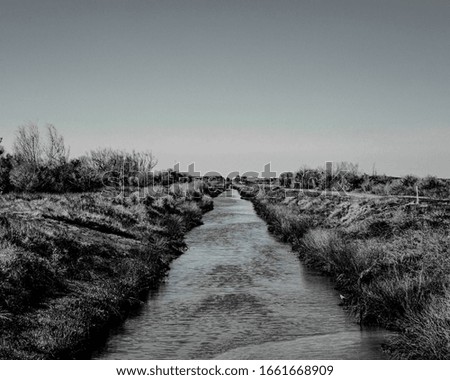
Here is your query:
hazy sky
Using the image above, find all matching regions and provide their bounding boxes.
[1,0,449,177]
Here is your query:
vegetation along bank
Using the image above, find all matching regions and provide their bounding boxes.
[0,124,228,359]
[0,190,213,359]
[245,186,450,359]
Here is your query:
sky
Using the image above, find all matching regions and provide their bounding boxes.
[0,0,449,177]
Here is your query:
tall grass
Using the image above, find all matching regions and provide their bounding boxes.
[252,191,450,359]
[386,295,450,359]
[253,197,311,247]
[0,191,212,359]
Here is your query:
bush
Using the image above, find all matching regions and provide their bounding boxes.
[0,154,13,193]
[298,229,373,294]
[0,250,64,313]
[253,200,311,246]
[419,176,450,199]
[178,201,203,229]
[5,124,106,193]
[9,163,41,192]
[386,295,450,359]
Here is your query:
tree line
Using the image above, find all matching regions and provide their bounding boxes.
[0,123,158,193]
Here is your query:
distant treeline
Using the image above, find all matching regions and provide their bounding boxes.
[241,162,450,199]
[0,124,183,194]
[2,124,448,198]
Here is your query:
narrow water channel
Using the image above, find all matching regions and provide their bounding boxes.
[96,190,390,360]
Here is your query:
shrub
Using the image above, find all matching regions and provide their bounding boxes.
[9,163,41,192]
[419,176,450,199]
[253,200,311,246]
[178,201,203,229]
[299,229,363,285]
[0,250,64,313]
[198,195,214,212]
[0,154,13,193]
[89,148,157,188]
[386,295,450,359]
[384,179,406,195]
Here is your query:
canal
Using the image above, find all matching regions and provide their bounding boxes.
[96,190,389,359]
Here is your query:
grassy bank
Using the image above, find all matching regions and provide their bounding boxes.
[0,190,213,359]
[249,187,450,359]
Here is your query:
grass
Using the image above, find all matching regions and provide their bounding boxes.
[0,190,214,359]
[250,189,450,359]
[385,294,450,359]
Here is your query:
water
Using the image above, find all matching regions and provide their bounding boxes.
[96,190,390,360]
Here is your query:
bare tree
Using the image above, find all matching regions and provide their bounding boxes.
[13,123,42,166]
[90,148,123,173]
[44,124,68,167]
[129,150,158,172]
[89,148,157,173]
[13,123,69,168]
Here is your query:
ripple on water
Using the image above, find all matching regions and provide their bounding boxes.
[195,293,264,314]
[208,264,253,285]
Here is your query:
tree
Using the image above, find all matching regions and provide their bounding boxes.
[13,123,42,166]
[0,138,13,193]
[10,123,71,192]
[44,124,68,167]
[89,148,158,188]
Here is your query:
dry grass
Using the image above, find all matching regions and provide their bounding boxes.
[0,191,212,359]
[386,295,450,359]
[252,189,450,359]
